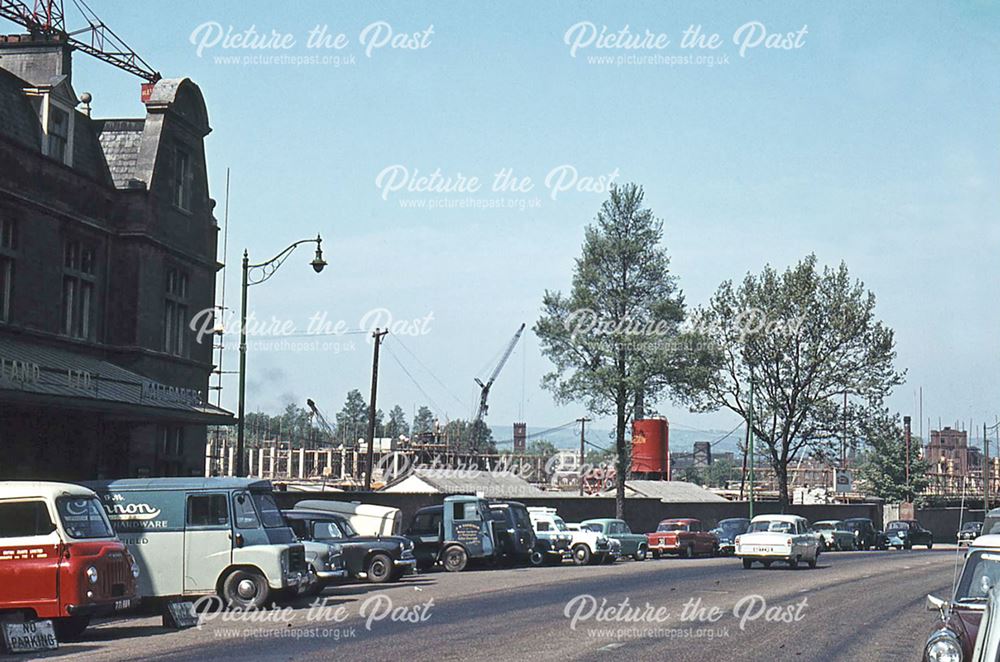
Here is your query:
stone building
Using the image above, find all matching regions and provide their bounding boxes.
[0,36,232,480]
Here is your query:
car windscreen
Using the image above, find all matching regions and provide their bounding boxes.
[962,522,983,531]
[812,523,834,530]
[552,517,568,531]
[56,496,114,539]
[657,522,689,532]
[251,492,287,528]
[719,520,749,534]
[749,520,793,533]
[956,551,1000,603]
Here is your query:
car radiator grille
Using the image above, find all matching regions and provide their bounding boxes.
[288,546,307,573]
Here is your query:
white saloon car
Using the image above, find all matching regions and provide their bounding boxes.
[735,514,822,569]
[529,508,613,565]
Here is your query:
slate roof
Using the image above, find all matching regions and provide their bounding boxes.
[0,67,40,150]
[384,468,546,498]
[604,480,728,502]
[95,119,145,188]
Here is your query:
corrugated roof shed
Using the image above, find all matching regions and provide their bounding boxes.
[383,468,545,498]
[605,480,728,502]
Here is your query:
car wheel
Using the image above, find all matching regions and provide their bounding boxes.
[894,545,902,550]
[442,545,468,572]
[652,550,661,559]
[528,549,546,567]
[682,544,694,559]
[53,616,91,640]
[808,555,818,569]
[742,558,753,569]
[761,560,772,568]
[634,546,647,561]
[573,543,591,565]
[366,552,394,584]
[222,568,270,609]
[711,544,719,557]
[788,556,799,569]
[927,542,934,550]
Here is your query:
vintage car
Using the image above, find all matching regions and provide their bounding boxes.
[841,517,888,550]
[712,517,750,556]
[0,481,140,639]
[959,521,985,547]
[580,518,648,561]
[283,508,416,584]
[923,535,1000,661]
[404,495,498,572]
[294,500,403,537]
[567,522,618,564]
[886,519,934,550]
[646,518,718,558]
[963,580,1000,661]
[526,507,580,565]
[810,520,856,551]
[488,501,546,566]
[85,478,309,609]
[735,514,821,569]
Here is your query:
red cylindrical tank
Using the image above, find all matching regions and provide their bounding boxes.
[631,418,669,478]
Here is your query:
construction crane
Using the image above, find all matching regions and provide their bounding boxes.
[0,0,160,82]
[474,323,526,423]
[306,398,339,448]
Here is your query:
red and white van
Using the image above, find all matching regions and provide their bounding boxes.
[0,482,139,639]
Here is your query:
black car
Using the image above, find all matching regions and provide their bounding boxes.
[283,509,418,583]
[957,521,983,546]
[885,519,934,549]
[841,517,889,550]
[487,501,545,566]
[711,518,750,555]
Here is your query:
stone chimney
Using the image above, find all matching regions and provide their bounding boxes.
[0,34,72,86]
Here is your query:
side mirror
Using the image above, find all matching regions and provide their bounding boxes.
[927,594,948,617]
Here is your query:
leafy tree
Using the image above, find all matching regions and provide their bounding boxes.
[442,419,496,454]
[412,406,436,436]
[678,466,704,485]
[857,413,929,502]
[385,405,410,439]
[534,183,711,518]
[335,389,368,448]
[703,457,737,489]
[526,440,558,458]
[677,255,904,508]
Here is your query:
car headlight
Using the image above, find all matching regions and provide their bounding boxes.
[925,635,962,662]
[280,551,289,574]
[130,559,140,579]
[86,566,99,584]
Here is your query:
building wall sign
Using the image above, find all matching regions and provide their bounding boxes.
[0,358,40,384]
[140,381,201,406]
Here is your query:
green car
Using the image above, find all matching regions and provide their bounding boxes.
[581,518,648,561]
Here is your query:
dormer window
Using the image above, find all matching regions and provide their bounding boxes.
[47,106,69,163]
[173,145,192,211]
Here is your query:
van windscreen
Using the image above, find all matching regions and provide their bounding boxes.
[57,496,114,539]
[251,492,286,528]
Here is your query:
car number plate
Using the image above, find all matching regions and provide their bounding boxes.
[753,546,774,553]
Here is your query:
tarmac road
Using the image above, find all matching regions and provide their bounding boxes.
[43,547,963,662]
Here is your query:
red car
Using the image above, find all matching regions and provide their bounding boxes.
[647,518,719,558]
[0,482,139,639]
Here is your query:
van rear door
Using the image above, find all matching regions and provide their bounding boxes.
[183,492,232,594]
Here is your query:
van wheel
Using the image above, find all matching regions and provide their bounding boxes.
[53,616,90,640]
[572,544,592,566]
[367,553,394,583]
[442,546,468,572]
[222,569,270,609]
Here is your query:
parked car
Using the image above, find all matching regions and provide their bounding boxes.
[959,521,984,546]
[85,478,309,608]
[886,519,934,549]
[488,501,545,566]
[712,517,751,556]
[527,507,590,565]
[404,495,498,572]
[923,535,1000,661]
[284,508,415,584]
[810,520,856,551]
[647,518,718,559]
[841,517,888,550]
[561,520,614,565]
[580,518,648,561]
[567,523,619,564]
[735,514,821,569]
[0,481,140,639]
[294,500,404,537]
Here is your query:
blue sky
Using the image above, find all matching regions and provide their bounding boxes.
[54,1,1000,443]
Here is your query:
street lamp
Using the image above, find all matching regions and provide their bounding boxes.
[235,235,326,477]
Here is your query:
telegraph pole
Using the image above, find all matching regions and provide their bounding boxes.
[986,422,991,512]
[364,328,389,490]
[577,416,591,496]
[748,372,755,519]
[903,416,912,501]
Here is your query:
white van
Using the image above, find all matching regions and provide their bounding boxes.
[295,500,403,537]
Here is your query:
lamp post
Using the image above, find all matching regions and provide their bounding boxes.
[235,235,326,477]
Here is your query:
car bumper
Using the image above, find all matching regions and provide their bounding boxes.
[66,596,140,617]
[315,568,349,581]
[649,543,682,552]
[394,558,418,574]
